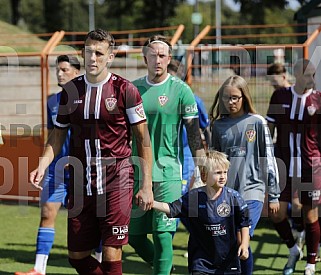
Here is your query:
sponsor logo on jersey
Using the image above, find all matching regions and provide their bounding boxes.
[185,103,198,113]
[185,103,198,114]
[307,105,316,116]
[308,190,321,201]
[245,129,256,142]
[117,235,125,240]
[112,76,117,81]
[105,98,117,111]
[162,213,175,226]
[230,146,246,157]
[135,103,146,118]
[217,202,231,217]
[158,95,168,106]
[205,224,227,236]
[74,99,82,104]
[112,225,128,235]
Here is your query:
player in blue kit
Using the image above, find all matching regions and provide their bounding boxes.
[153,150,251,274]
[15,55,82,275]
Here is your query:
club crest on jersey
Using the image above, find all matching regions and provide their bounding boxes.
[158,95,168,106]
[307,105,316,116]
[217,202,231,217]
[246,129,256,142]
[105,98,117,111]
[135,104,146,118]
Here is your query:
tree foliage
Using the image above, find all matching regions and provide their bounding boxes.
[134,0,184,28]
[0,0,305,44]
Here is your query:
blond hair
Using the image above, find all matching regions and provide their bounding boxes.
[199,150,230,181]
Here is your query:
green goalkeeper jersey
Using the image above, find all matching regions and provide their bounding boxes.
[132,74,198,182]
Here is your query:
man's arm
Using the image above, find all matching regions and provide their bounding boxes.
[185,117,206,162]
[30,127,68,189]
[132,122,153,211]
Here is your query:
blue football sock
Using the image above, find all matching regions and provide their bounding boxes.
[95,240,102,253]
[36,227,55,255]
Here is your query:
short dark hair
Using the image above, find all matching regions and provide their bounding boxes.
[85,29,115,51]
[167,59,180,74]
[267,63,286,75]
[142,34,172,56]
[56,55,80,70]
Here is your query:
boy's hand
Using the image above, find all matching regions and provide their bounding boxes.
[238,244,249,260]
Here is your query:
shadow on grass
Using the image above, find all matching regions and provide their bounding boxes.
[123,251,188,274]
[0,246,70,269]
[251,217,309,274]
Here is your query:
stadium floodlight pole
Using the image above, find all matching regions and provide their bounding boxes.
[88,0,95,31]
[88,0,105,31]
[193,0,199,38]
[216,0,221,45]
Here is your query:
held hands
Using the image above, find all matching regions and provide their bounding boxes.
[135,185,154,211]
[238,244,249,260]
[29,168,45,191]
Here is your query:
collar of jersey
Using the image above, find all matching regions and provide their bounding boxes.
[291,85,313,98]
[145,73,170,86]
[84,72,111,87]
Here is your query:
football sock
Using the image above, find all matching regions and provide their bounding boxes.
[102,260,122,275]
[34,227,55,273]
[68,256,103,274]
[289,243,300,255]
[95,241,103,263]
[240,246,253,275]
[128,234,154,265]
[152,231,173,275]
[273,218,296,248]
[95,251,102,263]
[305,221,320,264]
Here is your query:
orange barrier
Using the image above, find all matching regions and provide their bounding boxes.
[2,23,321,202]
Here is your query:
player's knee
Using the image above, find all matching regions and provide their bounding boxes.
[68,256,102,274]
[270,211,285,223]
[41,205,59,221]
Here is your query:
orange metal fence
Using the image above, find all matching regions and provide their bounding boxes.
[1,23,321,201]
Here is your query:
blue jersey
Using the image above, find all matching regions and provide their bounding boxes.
[168,186,250,274]
[47,92,70,179]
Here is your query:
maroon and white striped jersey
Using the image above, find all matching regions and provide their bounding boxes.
[266,86,321,177]
[55,73,146,194]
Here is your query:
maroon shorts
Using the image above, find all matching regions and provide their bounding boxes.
[67,187,133,252]
[279,172,321,206]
